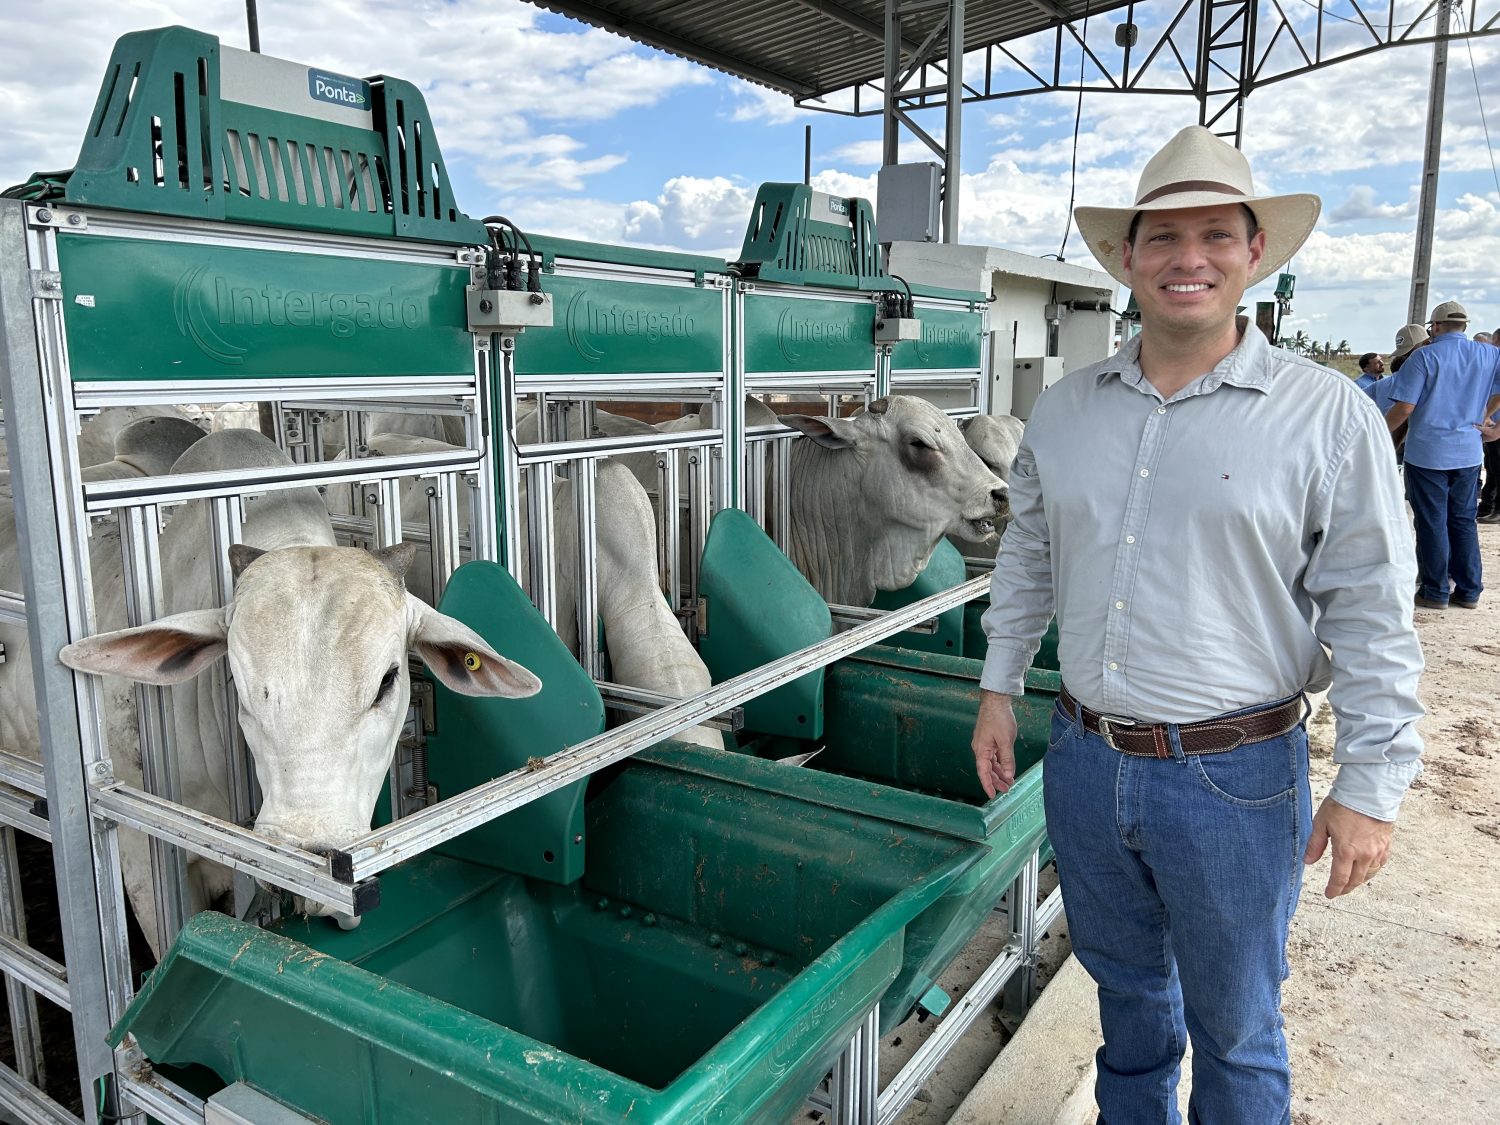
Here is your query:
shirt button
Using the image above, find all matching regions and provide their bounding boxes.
[1139,469,1150,477]
[1125,535,1136,544]
[1115,600,1125,609]
[1156,407,1166,414]
[1108,662,1119,671]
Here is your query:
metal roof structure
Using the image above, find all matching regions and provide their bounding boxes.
[526,0,1132,100]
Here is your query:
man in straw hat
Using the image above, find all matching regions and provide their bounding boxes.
[972,126,1424,1124]
[1381,300,1500,608]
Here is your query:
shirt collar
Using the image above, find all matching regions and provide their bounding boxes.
[1096,316,1276,396]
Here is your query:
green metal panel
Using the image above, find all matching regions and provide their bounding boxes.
[512,272,725,377]
[962,601,1060,669]
[56,234,473,381]
[112,757,982,1123]
[890,305,984,372]
[699,509,829,739]
[422,561,597,885]
[871,538,968,654]
[60,26,484,244]
[735,183,885,291]
[742,292,875,374]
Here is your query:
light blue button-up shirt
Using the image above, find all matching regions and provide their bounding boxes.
[981,322,1425,820]
[1384,332,1500,469]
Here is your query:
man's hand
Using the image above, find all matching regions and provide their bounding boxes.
[972,691,1018,799]
[1303,797,1395,898]
[1476,417,1500,442]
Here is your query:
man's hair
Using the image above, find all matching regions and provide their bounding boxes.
[1127,203,1260,247]
[1358,352,1380,371]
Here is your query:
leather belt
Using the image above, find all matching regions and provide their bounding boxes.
[1058,686,1305,759]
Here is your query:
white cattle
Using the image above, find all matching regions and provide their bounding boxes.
[777,395,1008,606]
[1,429,540,957]
[79,415,209,482]
[948,413,1024,559]
[359,431,722,750]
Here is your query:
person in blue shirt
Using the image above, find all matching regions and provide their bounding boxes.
[1482,329,1500,522]
[1353,351,1385,393]
[1383,301,1500,608]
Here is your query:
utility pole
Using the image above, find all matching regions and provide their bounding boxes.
[1408,0,1452,325]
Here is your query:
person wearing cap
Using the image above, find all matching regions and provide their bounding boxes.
[1353,351,1385,394]
[1382,301,1500,607]
[972,125,1424,1125]
[1389,323,1429,373]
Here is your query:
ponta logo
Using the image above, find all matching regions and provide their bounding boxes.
[565,291,697,363]
[308,70,370,110]
[172,265,423,364]
[776,307,855,363]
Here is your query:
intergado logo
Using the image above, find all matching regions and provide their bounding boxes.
[564,291,697,363]
[308,69,371,110]
[913,321,975,363]
[172,265,423,365]
[776,307,855,363]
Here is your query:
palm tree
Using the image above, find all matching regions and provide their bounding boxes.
[1289,330,1311,355]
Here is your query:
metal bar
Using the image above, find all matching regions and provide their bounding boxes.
[83,447,481,512]
[943,0,965,241]
[0,828,47,1081]
[0,927,71,1013]
[1,198,129,1125]
[1409,0,1452,324]
[595,681,744,731]
[0,752,46,799]
[875,938,1028,1123]
[0,791,51,844]
[527,466,558,632]
[89,784,359,915]
[0,1059,79,1125]
[334,577,989,881]
[574,460,602,679]
[1003,852,1041,1013]
[828,603,940,634]
[660,450,682,612]
[0,592,26,626]
[115,1067,205,1125]
[514,427,720,466]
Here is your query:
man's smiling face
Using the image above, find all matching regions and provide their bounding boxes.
[1122,204,1267,338]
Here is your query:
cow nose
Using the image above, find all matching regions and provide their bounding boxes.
[990,487,1008,508]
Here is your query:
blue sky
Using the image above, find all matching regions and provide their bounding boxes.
[2,0,1497,352]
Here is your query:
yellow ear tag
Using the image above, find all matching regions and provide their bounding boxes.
[463,652,483,672]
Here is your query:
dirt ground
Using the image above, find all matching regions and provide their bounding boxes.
[884,520,1500,1123]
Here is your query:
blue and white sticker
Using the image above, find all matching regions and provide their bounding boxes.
[308,69,371,111]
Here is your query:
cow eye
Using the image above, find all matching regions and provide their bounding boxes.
[373,664,400,707]
[908,437,936,451]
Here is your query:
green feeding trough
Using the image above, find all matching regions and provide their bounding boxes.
[696,512,1054,1032]
[111,561,991,1122]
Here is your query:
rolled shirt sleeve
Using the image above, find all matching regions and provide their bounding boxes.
[1302,405,1425,820]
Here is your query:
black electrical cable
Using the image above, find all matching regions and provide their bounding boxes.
[1056,6,1093,261]
[889,273,916,318]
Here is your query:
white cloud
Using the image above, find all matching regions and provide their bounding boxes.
[1328,185,1419,223]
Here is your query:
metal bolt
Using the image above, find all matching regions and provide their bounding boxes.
[35,208,51,223]
[762,953,777,967]
[573,834,582,844]
[642,913,657,927]
[595,897,609,911]
[707,933,722,948]
[734,942,748,956]
[66,213,82,226]
[38,277,60,291]
[529,293,545,305]
[618,905,633,919]
[479,299,493,314]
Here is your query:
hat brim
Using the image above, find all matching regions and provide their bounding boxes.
[1073,191,1322,289]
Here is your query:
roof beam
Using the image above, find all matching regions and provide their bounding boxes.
[1022,0,1074,21]
[537,0,820,95]
[783,0,925,54]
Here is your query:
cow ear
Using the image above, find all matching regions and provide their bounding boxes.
[777,414,862,450]
[956,414,975,433]
[406,595,542,699]
[372,542,418,583]
[865,396,891,415]
[59,608,229,686]
[228,544,266,582]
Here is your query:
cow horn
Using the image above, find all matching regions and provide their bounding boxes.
[228,544,267,582]
[372,542,419,583]
[867,396,890,415]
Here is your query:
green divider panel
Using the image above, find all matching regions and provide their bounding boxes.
[423,560,601,885]
[734,183,885,291]
[699,508,830,740]
[113,757,983,1123]
[871,538,967,655]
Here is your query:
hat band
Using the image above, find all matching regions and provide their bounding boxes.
[1135,179,1245,205]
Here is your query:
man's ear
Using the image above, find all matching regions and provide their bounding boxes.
[406,595,542,698]
[1247,228,1267,275]
[59,608,230,686]
[777,413,863,450]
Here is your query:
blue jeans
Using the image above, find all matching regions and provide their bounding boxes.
[1043,698,1313,1125]
[1404,462,1482,605]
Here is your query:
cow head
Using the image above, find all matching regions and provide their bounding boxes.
[779,395,1007,604]
[58,543,540,921]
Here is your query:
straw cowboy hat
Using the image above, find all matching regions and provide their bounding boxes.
[1074,126,1321,288]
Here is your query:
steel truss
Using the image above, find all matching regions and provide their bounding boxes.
[841,0,1500,150]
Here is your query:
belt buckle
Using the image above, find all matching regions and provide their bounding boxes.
[1097,714,1137,751]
